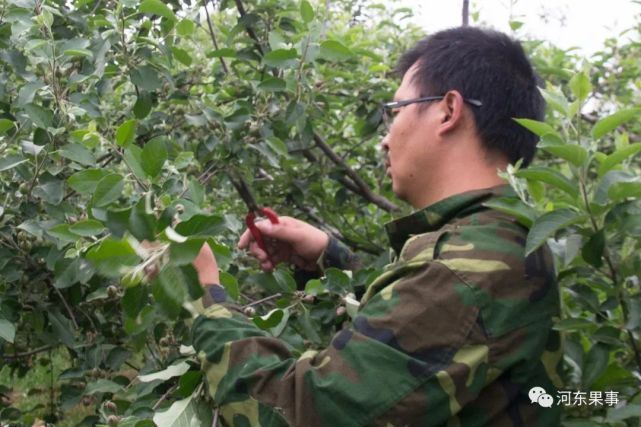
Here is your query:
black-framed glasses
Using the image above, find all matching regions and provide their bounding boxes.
[381,95,483,131]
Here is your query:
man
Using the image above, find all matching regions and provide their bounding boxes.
[191,27,562,426]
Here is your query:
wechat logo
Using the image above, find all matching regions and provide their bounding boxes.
[529,386,554,408]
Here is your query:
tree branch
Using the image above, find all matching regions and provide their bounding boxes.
[153,384,178,410]
[233,0,264,56]
[3,344,56,360]
[313,132,399,212]
[204,0,229,74]
[48,279,79,330]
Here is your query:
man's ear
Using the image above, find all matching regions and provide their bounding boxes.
[436,90,466,137]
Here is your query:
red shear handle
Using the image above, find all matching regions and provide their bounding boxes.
[245,207,279,253]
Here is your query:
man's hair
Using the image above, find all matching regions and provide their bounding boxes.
[397,27,545,167]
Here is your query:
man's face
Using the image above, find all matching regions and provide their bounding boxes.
[381,65,440,207]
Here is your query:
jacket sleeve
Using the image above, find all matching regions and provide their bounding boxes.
[191,259,488,427]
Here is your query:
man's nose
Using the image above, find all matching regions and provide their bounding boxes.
[380,133,390,152]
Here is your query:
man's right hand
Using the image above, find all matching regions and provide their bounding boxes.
[237,216,329,273]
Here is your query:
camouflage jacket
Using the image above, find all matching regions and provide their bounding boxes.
[191,185,562,426]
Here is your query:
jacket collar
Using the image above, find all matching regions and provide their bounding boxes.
[385,184,516,254]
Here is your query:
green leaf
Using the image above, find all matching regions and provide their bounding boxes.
[597,143,641,177]
[513,118,558,138]
[169,238,208,266]
[516,167,578,198]
[263,48,299,68]
[207,48,236,58]
[24,103,53,128]
[63,48,93,59]
[300,0,314,22]
[509,20,523,31]
[176,19,194,37]
[59,143,95,166]
[130,65,162,91]
[123,146,146,181]
[49,309,75,348]
[591,108,640,139]
[569,71,592,103]
[265,136,289,157]
[253,308,284,329]
[171,47,192,66]
[219,271,239,301]
[152,266,188,318]
[298,305,321,344]
[594,171,637,205]
[258,77,287,92]
[139,361,190,383]
[540,87,569,116]
[0,119,15,134]
[92,173,124,207]
[153,394,212,427]
[116,119,137,147]
[140,0,176,21]
[86,238,139,277]
[582,343,609,388]
[85,379,123,395]
[581,229,605,269]
[552,318,595,332]
[175,214,226,237]
[483,197,537,228]
[0,155,28,172]
[538,136,588,167]
[47,224,81,243]
[525,209,585,256]
[319,40,354,61]
[0,318,16,343]
[142,138,167,178]
[69,219,105,237]
[134,91,153,119]
[608,181,641,202]
[54,258,94,289]
[176,371,202,398]
[67,169,108,194]
[323,268,351,293]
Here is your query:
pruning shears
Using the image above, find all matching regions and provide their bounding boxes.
[229,171,279,254]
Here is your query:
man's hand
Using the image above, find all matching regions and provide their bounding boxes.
[238,216,329,272]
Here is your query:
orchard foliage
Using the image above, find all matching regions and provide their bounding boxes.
[0,0,639,425]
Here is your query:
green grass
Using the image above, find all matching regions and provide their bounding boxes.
[0,349,94,426]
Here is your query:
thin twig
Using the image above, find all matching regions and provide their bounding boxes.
[212,408,219,427]
[204,0,229,74]
[243,293,282,308]
[49,280,79,330]
[152,384,178,410]
[3,344,56,360]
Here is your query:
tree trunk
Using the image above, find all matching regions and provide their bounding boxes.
[462,0,470,26]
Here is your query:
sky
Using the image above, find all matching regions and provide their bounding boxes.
[397,0,641,56]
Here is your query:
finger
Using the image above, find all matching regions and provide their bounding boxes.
[237,228,254,249]
[249,241,269,262]
[260,260,274,272]
[254,218,300,243]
